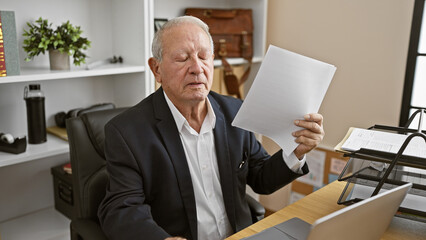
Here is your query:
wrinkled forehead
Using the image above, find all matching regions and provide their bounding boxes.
[162,23,213,53]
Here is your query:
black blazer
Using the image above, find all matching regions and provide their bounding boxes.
[98,88,308,240]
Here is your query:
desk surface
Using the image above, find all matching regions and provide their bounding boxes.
[226,181,426,240]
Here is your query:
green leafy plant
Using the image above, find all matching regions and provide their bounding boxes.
[22,17,91,66]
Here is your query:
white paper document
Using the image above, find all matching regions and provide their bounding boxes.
[297,149,325,188]
[341,128,426,158]
[232,45,336,156]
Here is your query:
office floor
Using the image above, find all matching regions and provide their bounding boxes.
[0,207,70,240]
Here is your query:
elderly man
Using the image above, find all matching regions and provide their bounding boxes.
[98,16,324,240]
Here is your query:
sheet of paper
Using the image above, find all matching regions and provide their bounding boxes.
[341,128,426,158]
[297,149,325,188]
[330,158,347,174]
[232,45,336,156]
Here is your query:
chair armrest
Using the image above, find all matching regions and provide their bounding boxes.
[245,194,265,222]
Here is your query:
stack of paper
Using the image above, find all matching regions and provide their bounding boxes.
[335,127,426,159]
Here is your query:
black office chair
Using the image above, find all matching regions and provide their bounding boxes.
[67,108,265,240]
[67,108,126,240]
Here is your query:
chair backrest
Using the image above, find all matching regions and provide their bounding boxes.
[67,108,127,220]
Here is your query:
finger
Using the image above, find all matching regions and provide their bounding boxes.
[294,135,320,149]
[294,120,323,134]
[292,129,324,142]
[304,113,323,126]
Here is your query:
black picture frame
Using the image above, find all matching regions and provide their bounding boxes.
[154,18,168,33]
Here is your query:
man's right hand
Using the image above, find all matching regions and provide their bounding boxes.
[165,237,187,240]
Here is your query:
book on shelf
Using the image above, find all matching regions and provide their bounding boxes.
[0,12,6,77]
[63,162,72,174]
[0,10,20,77]
[335,127,426,159]
[47,126,68,141]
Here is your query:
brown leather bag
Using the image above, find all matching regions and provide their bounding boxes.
[185,8,253,99]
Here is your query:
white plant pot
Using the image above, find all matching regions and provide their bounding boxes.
[49,50,70,70]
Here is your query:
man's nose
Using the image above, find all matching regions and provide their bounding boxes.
[188,57,203,74]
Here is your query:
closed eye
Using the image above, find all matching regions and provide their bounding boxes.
[175,57,188,62]
[198,53,210,61]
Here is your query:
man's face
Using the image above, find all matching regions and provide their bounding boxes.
[149,23,214,106]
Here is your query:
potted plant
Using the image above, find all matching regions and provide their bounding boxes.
[22,17,91,70]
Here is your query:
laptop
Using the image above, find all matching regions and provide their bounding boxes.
[243,183,412,240]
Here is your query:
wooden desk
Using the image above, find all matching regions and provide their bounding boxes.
[226,181,426,240]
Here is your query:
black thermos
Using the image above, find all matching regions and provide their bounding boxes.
[24,84,47,144]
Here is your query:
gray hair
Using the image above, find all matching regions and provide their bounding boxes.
[151,16,214,61]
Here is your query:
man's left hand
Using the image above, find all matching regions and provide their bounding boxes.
[292,113,324,159]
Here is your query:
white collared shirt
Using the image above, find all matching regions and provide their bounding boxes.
[164,92,305,239]
[164,93,233,240]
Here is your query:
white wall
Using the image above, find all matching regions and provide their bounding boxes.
[267,0,414,149]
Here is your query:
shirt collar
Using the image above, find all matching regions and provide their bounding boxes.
[163,91,216,134]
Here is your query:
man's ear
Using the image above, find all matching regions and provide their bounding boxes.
[148,57,161,83]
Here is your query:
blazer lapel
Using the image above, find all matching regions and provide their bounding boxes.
[153,89,198,239]
[209,95,237,231]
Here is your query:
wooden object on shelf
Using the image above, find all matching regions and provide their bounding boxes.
[211,65,246,98]
[185,8,253,99]
[47,126,68,141]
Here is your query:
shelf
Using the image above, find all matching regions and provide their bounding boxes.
[0,134,69,168]
[0,58,260,84]
[0,64,146,84]
[0,207,70,240]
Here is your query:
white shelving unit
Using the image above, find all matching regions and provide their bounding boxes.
[213,56,263,67]
[0,0,268,238]
[0,0,151,237]
[0,135,69,168]
[0,64,146,84]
